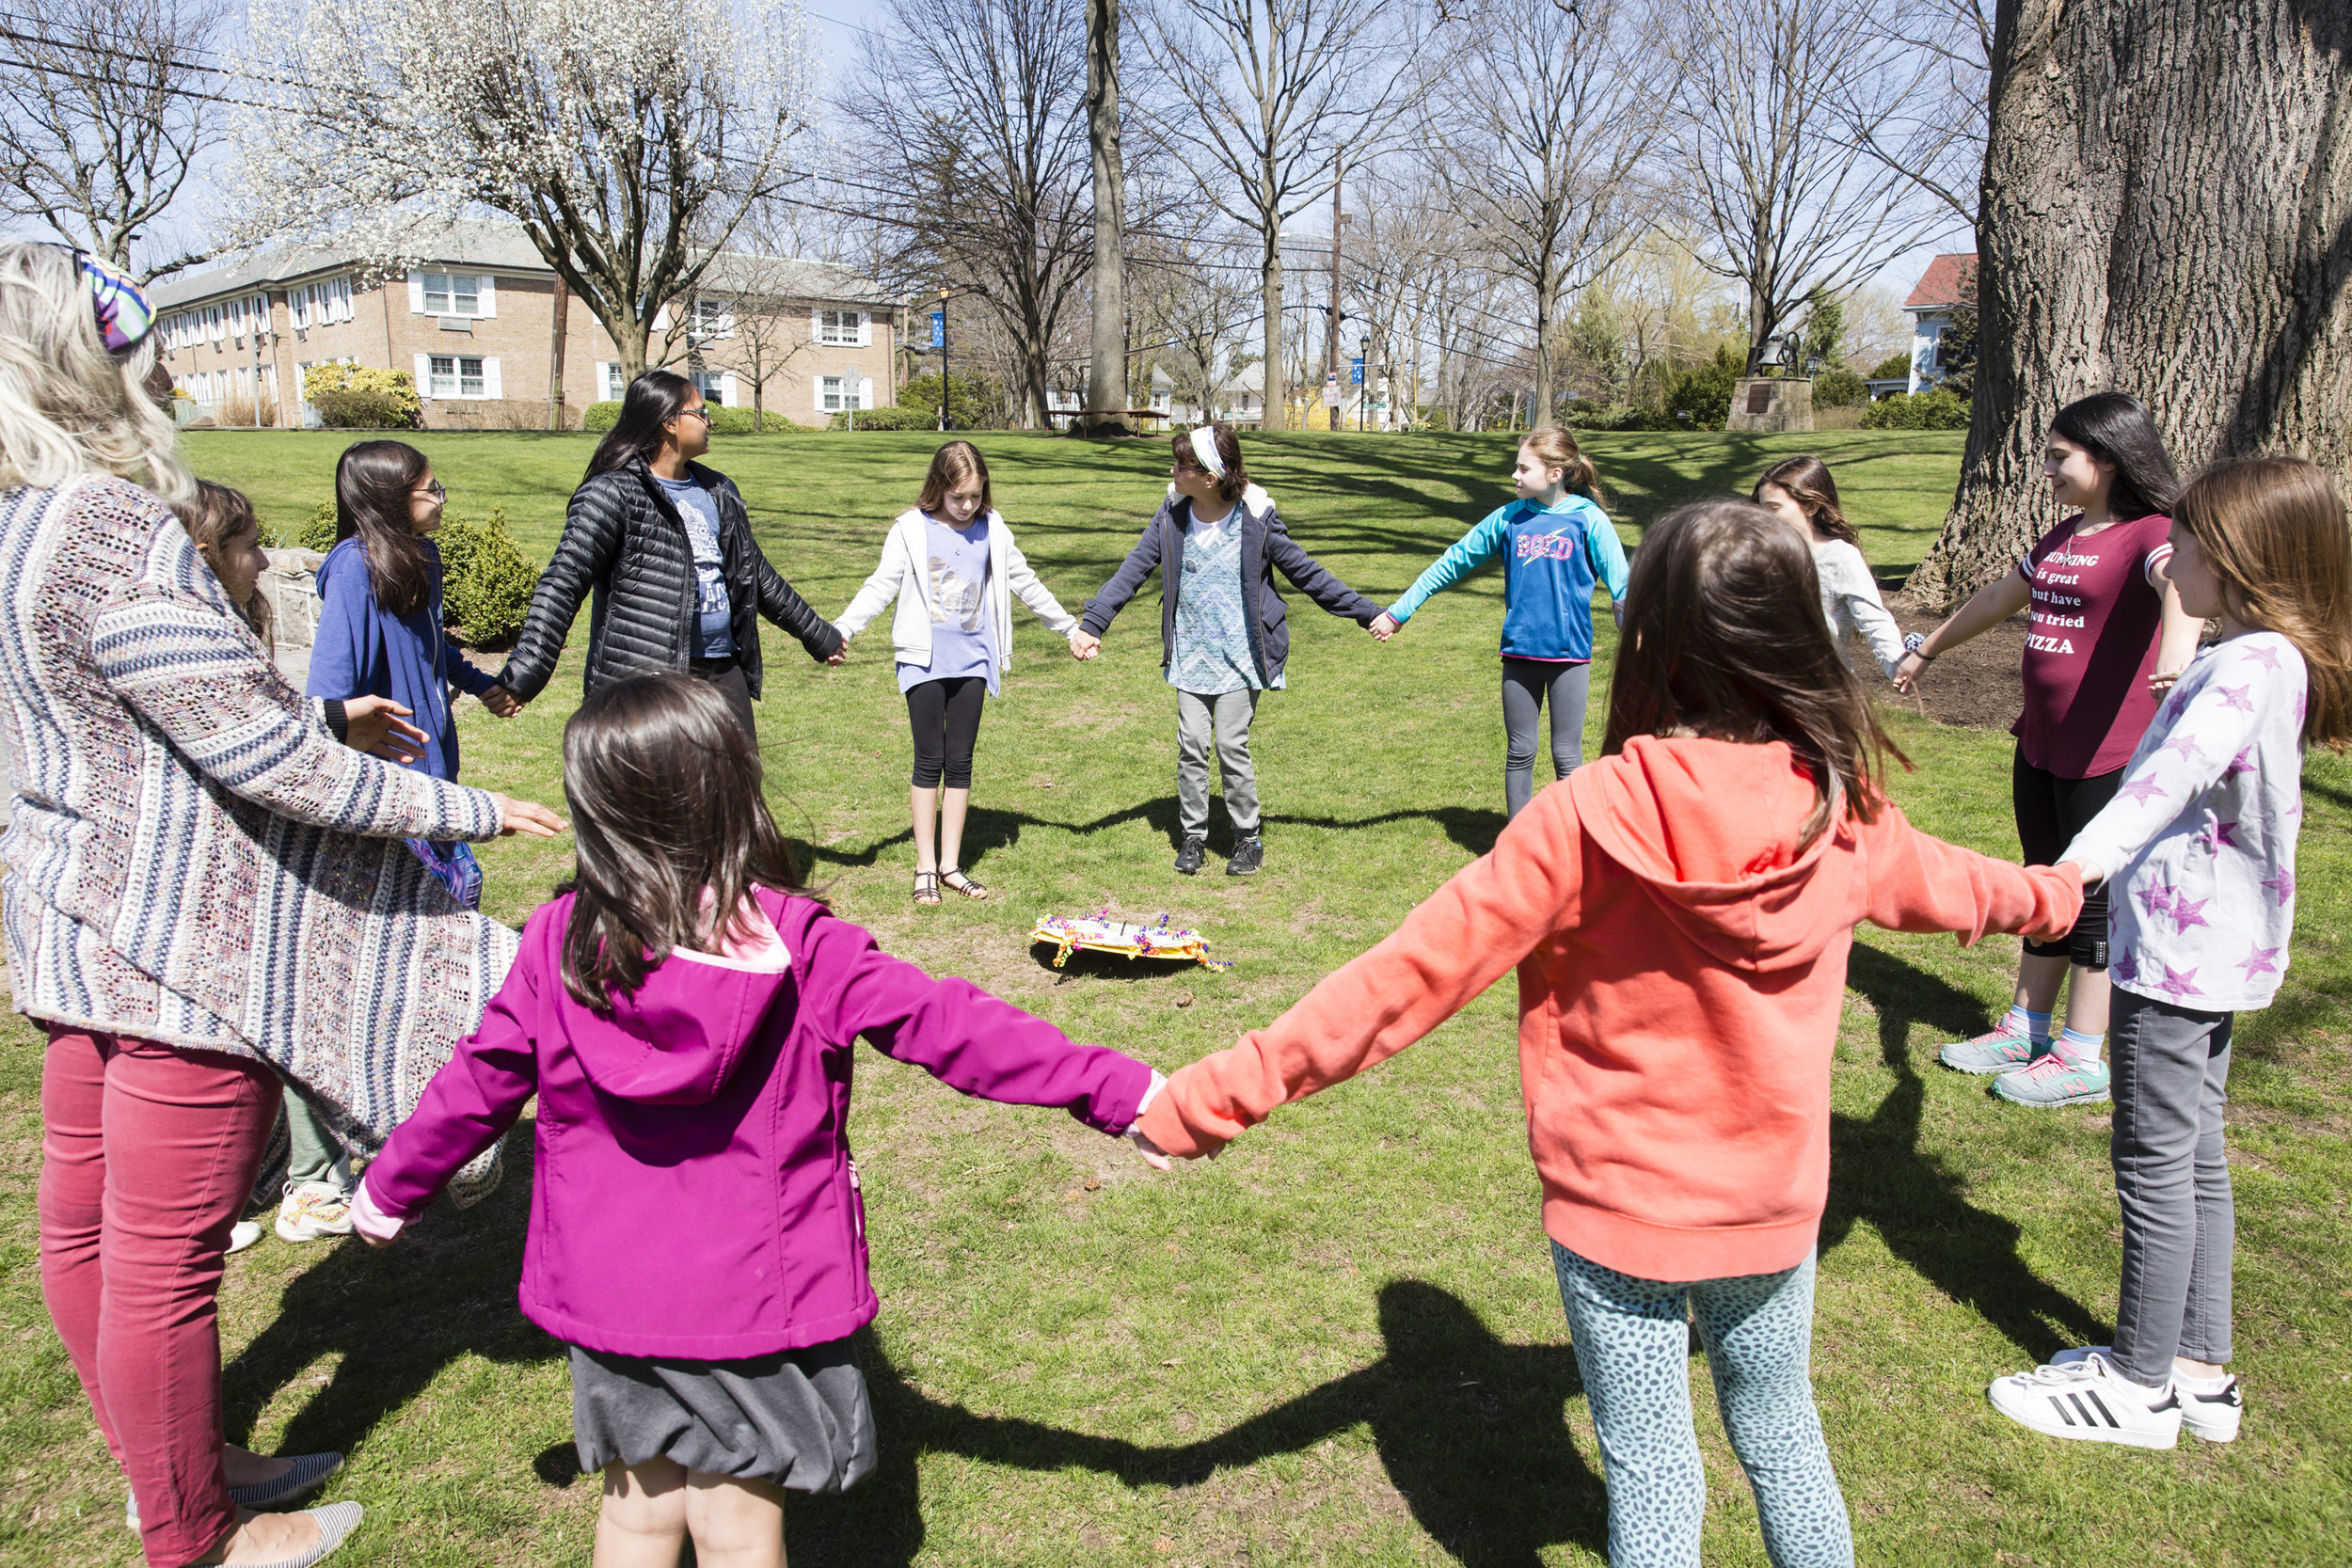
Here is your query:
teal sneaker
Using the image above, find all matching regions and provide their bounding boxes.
[1938,1024,2042,1075]
[1993,1051,2111,1106]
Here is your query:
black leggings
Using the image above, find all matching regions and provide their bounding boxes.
[907,676,986,789]
[2013,750,2122,967]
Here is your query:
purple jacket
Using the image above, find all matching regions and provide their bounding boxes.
[359,886,1154,1358]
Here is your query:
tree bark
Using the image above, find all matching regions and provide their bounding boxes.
[1261,233,1285,432]
[1083,0,1131,436]
[1906,0,2352,607]
[548,273,569,430]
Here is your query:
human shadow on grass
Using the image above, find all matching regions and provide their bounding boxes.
[1826,943,2108,1361]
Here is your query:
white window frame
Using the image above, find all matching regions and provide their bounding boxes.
[815,309,865,347]
[409,271,496,319]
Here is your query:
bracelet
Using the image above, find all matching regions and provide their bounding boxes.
[1902,632,1935,662]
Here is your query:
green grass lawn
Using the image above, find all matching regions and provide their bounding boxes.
[4,429,2347,1566]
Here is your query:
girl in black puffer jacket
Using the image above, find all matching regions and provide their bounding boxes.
[498,371,841,738]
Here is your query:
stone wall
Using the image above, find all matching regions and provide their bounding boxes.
[1725,377,1815,434]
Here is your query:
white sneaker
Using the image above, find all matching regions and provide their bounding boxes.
[276,1180,354,1243]
[2051,1346,2241,1441]
[1988,1352,2182,1449]
[227,1219,263,1255]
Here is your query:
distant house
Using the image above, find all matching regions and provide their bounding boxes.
[1163,363,1264,429]
[1902,252,1977,394]
[151,218,898,430]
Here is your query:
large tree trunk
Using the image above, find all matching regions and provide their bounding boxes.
[1261,239,1285,432]
[1083,0,1131,436]
[1906,0,2352,609]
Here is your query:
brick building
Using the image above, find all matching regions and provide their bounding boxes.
[151,219,900,430]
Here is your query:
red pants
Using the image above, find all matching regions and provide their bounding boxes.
[37,1025,281,1567]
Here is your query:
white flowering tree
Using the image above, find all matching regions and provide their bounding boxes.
[237,0,811,383]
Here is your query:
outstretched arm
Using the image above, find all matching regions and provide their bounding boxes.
[1263,515,1380,623]
[1078,513,1169,639]
[1894,569,2031,691]
[1385,511,1510,626]
[498,485,624,702]
[748,536,846,661]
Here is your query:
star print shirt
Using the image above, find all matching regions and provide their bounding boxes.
[2061,632,2307,1012]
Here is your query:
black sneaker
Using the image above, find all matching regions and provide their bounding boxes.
[1225,836,1263,876]
[1173,836,1206,875]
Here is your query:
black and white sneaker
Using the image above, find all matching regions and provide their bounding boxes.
[1173,837,1206,875]
[2051,1346,2241,1441]
[1988,1352,2182,1449]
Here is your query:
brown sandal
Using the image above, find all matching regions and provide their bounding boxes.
[913,871,942,906]
[940,868,989,901]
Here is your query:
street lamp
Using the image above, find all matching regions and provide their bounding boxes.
[937,286,951,433]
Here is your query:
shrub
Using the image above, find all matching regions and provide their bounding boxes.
[1868,352,1914,382]
[304,365,421,429]
[1813,369,1867,407]
[582,398,796,435]
[825,404,931,431]
[437,508,539,648]
[1566,401,1671,433]
[1659,345,1742,430]
[296,502,338,554]
[1860,389,1970,431]
[898,372,992,433]
[582,400,623,432]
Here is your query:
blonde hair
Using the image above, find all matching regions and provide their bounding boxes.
[0,243,192,504]
[1521,426,1602,505]
[177,479,274,651]
[2174,456,2352,750]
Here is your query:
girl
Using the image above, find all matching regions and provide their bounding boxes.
[1072,423,1379,876]
[1755,455,1905,679]
[833,441,1086,905]
[1368,427,1629,817]
[1895,392,2201,1107]
[351,673,1161,1568]
[301,441,521,1243]
[1987,457,2351,1449]
[1132,499,2084,1568]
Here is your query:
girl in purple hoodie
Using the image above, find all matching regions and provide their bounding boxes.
[353,673,1163,1567]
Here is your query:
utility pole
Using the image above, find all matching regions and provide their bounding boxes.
[1325,161,1344,433]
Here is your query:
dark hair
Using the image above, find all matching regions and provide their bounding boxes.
[557,672,809,1009]
[2049,392,2180,522]
[1522,426,1604,505]
[2175,456,2352,750]
[1754,454,1857,546]
[1603,498,1908,846]
[917,439,992,514]
[334,439,433,617]
[587,369,697,481]
[176,479,273,646]
[1171,421,1248,504]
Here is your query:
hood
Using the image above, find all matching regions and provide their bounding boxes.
[1566,735,1857,974]
[565,889,796,1105]
[1163,482,1274,517]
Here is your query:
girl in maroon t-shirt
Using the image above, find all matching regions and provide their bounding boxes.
[1895,392,2202,1107]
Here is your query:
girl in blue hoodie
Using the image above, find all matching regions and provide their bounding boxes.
[1371,427,1629,816]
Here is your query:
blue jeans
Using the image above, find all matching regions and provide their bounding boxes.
[1552,1243,1852,1568]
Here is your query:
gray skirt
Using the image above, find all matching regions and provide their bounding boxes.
[570,1338,877,1493]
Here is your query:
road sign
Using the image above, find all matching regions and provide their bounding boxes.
[1322,374,1342,407]
[930,310,945,349]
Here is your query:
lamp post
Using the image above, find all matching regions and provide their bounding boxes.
[937,286,951,433]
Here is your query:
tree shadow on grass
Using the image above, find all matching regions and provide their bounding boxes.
[1826,944,2108,1361]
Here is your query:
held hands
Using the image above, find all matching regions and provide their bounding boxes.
[480,684,524,718]
[1368,612,1400,642]
[827,628,849,667]
[2148,660,2187,697]
[342,695,428,765]
[1069,628,1102,660]
[488,793,567,838]
[1891,649,1931,694]
[1126,1126,1172,1170]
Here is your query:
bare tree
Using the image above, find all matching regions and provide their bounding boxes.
[854,0,1093,429]
[1665,0,1948,373]
[1129,214,1255,419]
[1137,0,1399,430]
[240,0,809,380]
[698,264,819,433]
[0,0,224,279]
[1422,0,1663,424]
[1836,0,1994,228]
[1082,0,1133,433]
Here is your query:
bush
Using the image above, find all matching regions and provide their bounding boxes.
[1659,345,1742,430]
[581,398,796,435]
[1813,369,1867,407]
[898,372,991,433]
[1566,400,1671,433]
[305,364,421,429]
[1860,389,1970,431]
[825,404,931,431]
[582,400,623,432]
[437,508,539,648]
[296,502,338,554]
[1868,352,1914,382]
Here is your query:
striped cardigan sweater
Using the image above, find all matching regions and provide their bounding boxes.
[0,474,518,1181]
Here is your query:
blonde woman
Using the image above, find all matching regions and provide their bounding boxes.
[0,245,562,1568]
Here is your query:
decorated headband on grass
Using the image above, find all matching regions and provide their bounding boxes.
[1186,425,1226,477]
[74,250,154,355]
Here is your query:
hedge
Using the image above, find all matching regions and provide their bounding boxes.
[1860,389,1970,430]
[825,405,932,431]
[581,400,803,435]
[290,503,540,648]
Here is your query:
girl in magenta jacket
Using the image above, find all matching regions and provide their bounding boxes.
[353,672,1161,1566]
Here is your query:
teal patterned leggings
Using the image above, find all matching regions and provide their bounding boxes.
[1552,1243,1853,1568]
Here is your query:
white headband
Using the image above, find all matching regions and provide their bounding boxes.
[1188,426,1226,477]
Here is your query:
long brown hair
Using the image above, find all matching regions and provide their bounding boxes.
[1522,426,1604,506]
[1171,421,1248,504]
[334,439,434,616]
[558,673,810,1008]
[916,439,992,515]
[1602,498,1908,845]
[1754,454,1858,546]
[2173,456,2352,750]
[176,479,274,649]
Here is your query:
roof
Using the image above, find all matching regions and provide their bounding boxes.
[1903,253,1978,311]
[152,217,888,309]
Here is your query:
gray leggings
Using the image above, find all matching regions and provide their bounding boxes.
[1501,657,1592,817]
[2109,990,2235,1384]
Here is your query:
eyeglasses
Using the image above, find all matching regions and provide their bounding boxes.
[677,406,714,425]
[415,481,446,501]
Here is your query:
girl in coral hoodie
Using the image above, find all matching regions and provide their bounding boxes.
[1134,499,2087,1568]
[353,673,1162,1568]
